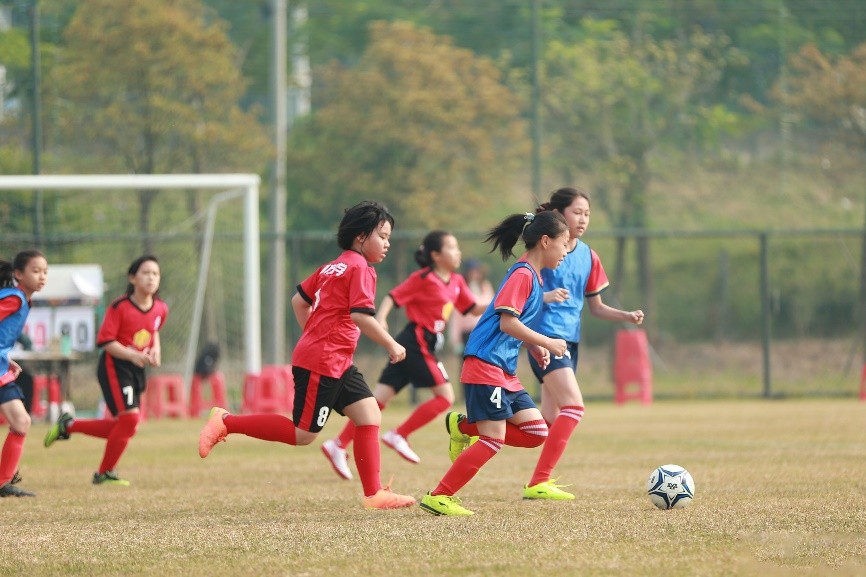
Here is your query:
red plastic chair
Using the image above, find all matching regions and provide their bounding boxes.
[613,329,653,405]
[145,374,187,418]
[188,371,228,417]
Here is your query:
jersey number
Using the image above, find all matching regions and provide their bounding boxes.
[122,385,134,406]
[489,386,502,409]
[317,406,330,427]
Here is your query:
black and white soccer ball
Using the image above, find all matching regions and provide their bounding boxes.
[647,464,695,509]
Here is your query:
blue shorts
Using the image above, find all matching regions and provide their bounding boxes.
[463,383,537,423]
[527,341,579,382]
[0,382,25,405]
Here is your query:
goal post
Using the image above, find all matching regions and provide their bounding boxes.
[0,174,263,382]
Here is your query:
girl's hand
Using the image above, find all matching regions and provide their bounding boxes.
[545,337,567,358]
[543,288,570,304]
[387,343,406,364]
[629,310,645,325]
[529,344,550,369]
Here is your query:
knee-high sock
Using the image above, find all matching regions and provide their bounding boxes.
[0,429,25,485]
[68,418,115,439]
[224,414,296,445]
[98,412,140,474]
[458,419,548,448]
[431,436,502,496]
[353,425,381,497]
[335,400,384,450]
[529,405,584,486]
[395,395,451,439]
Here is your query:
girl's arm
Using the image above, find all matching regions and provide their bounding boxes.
[499,314,567,357]
[375,295,395,331]
[352,312,406,364]
[148,333,162,367]
[102,341,152,368]
[291,292,312,330]
[586,294,644,325]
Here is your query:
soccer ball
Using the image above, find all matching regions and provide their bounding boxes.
[646,464,695,509]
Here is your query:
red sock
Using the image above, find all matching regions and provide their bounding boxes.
[529,405,584,486]
[224,414,296,445]
[0,429,25,485]
[459,419,547,447]
[353,424,381,497]
[98,412,140,473]
[336,400,382,450]
[395,395,451,439]
[68,418,115,439]
[431,435,502,496]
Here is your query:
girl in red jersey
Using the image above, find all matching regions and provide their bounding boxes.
[44,255,167,486]
[0,250,47,497]
[321,231,487,480]
[420,211,570,516]
[198,201,415,510]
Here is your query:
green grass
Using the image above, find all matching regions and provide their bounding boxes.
[3,399,866,576]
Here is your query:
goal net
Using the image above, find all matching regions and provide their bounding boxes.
[0,174,262,411]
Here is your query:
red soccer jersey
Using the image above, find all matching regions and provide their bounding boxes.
[291,250,377,378]
[97,295,169,351]
[389,268,476,334]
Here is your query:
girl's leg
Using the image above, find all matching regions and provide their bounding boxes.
[342,397,382,497]
[0,400,32,494]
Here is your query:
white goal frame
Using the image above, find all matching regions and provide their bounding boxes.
[0,174,263,379]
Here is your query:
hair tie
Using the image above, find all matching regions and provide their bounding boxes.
[523,212,535,223]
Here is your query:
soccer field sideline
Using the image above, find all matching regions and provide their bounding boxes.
[2,399,865,577]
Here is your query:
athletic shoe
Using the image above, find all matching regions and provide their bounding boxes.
[92,471,131,486]
[10,470,21,485]
[445,412,477,462]
[0,482,35,497]
[44,412,74,447]
[419,492,474,516]
[381,430,420,464]
[522,479,575,500]
[321,439,353,480]
[362,487,416,510]
[198,407,229,458]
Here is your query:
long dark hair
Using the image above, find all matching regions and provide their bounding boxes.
[484,211,568,261]
[415,230,451,268]
[0,249,46,288]
[126,255,160,296]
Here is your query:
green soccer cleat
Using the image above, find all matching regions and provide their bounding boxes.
[44,412,74,448]
[522,479,575,500]
[445,412,478,462]
[92,471,131,487]
[419,492,474,516]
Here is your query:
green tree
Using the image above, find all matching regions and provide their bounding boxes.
[51,0,270,244]
[776,42,866,364]
[285,20,528,231]
[539,18,739,329]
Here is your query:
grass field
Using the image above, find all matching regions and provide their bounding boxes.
[2,399,865,577]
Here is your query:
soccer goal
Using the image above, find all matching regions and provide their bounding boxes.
[0,174,263,398]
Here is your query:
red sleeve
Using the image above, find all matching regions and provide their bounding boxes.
[493,267,534,318]
[585,249,610,296]
[0,295,22,323]
[348,263,377,314]
[96,302,121,343]
[388,271,422,308]
[297,267,322,305]
[452,274,477,314]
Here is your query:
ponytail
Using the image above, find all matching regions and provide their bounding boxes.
[485,211,567,261]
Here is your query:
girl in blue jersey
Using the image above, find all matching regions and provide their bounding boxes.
[0,249,48,498]
[522,187,644,500]
[420,211,570,516]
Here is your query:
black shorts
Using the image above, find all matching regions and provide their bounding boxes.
[378,323,449,392]
[97,352,146,416]
[291,365,373,433]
